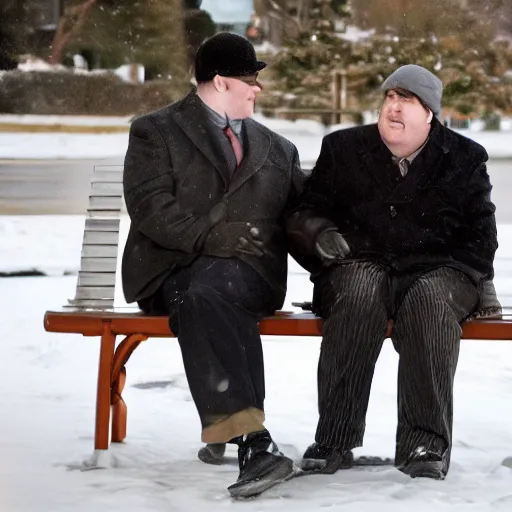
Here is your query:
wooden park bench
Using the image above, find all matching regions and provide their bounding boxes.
[43,164,512,452]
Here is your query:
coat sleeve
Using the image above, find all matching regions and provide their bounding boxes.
[453,161,498,279]
[123,116,215,253]
[284,145,307,210]
[285,136,339,257]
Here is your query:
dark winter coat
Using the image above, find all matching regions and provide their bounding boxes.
[286,118,500,316]
[122,92,304,311]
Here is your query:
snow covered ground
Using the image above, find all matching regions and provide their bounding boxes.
[0,114,133,127]
[0,114,511,161]
[0,215,512,511]
[1,116,512,510]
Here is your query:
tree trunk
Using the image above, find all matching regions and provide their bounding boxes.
[49,0,97,64]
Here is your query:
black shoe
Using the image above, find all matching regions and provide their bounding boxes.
[398,445,448,480]
[227,430,296,498]
[197,443,226,465]
[300,442,354,474]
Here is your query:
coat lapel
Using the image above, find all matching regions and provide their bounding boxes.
[227,118,271,196]
[359,125,401,192]
[359,121,451,204]
[387,119,450,203]
[172,92,230,188]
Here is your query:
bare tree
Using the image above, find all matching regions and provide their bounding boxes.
[49,0,97,64]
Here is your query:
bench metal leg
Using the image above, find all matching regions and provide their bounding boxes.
[95,322,116,450]
[110,334,148,443]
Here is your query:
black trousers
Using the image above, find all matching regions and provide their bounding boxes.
[313,261,479,467]
[156,257,274,430]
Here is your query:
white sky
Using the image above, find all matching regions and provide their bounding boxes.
[201,0,253,23]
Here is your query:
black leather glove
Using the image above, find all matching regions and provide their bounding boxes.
[315,230,350,266]
[202,222,258,258]
[236,227,265,258]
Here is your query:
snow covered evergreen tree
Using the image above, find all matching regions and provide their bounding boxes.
[265,0,512,116]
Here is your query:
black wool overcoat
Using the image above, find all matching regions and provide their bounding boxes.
[286,118,499,314]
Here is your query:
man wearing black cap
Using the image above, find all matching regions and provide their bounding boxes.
[286,64,499,480]
[121,32,305,497]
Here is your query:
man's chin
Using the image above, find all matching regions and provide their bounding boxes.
[248,101,256,117]
[381,126,404,142]
[241,108,254,119]
[381,133,405,146]
[229,111,252,120]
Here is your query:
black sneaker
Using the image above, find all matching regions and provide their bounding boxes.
[197,443,226,465]
[397,445,448,480]
[300,442,354,474]
[227,430,297,498]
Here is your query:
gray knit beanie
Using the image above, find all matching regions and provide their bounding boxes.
[381,64,443,116]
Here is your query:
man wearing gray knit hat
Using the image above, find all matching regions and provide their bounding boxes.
[286,64,499,480]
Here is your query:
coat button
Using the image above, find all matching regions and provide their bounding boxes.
[390,205,397,218]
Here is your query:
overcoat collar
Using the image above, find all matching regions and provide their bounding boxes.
[229,118,271,196]
[359,118,451,203]
[172,92,271,195]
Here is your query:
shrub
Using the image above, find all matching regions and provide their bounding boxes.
[0,70,190,115]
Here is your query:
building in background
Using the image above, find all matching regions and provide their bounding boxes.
[31,0,62,31]
[200,0,253,36]
[0,0,63,69]
[27,0,63,51]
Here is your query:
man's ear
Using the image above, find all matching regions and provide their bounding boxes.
[213,75,226,92]
[427,110,433,123]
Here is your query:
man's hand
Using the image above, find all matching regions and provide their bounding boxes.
[236,227,265,258]
[315,230,350,265]
[203,222,265,258]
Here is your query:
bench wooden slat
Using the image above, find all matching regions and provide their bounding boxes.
[46,310,105,335]
[89,196,124,210]
[90,182,124,196]
[85,219,120,232]
[81,245,119,258]
[91,168,124,183]
[44,310,512,340]
[80,257,118,272]
[78,272,117,287]
[87,210,123,218]
[65,299,114,309]
[83,231,120,245]
[75,286,116,300]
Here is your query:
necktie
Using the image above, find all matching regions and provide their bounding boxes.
[223,125,243,168]
[397,157,410,177]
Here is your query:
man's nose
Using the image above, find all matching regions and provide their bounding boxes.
[390,98,402,111]
[253,80,264,92]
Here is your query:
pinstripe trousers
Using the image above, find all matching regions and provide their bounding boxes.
[314,261,479,467]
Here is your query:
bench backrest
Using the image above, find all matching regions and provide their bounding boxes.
[67,163,317,310]
[67,165,125,309]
